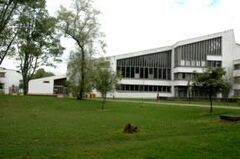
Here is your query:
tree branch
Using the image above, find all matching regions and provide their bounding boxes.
[0,31,17,65]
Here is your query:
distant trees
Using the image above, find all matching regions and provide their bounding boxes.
[94,58,120,110]
[193,67,228,113]
[32,68,55,79]
[15,0,63,95]
[57,0,105,100]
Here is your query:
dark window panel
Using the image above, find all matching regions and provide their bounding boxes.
[126,67,130,78]
[154,68,158,79]
[145,68,148,78]
[131,67,134,78]
[140,67,144,78]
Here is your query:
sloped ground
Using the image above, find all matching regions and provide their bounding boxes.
[0,95,240,159]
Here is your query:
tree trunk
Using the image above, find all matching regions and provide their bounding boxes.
[209,94,213,113]
[78,48,85,100]
[22,75,29,95]
[102,94,106,110]
[21,53,30,96]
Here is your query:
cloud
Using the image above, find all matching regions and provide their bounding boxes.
[176,0,188,5]
[175,0,221,7]
[210,0,220,7]
[1,0,240,75]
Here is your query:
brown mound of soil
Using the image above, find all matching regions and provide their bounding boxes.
[123,123,139,134]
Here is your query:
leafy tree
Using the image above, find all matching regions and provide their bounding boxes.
[67,50,95,99]
[0,0,38,64]
[193,67,228,113]
[32,68,55,79]
[0,0,20,65]
[94,58,120,110]
[15,0,63,95]
[57,0,105,100]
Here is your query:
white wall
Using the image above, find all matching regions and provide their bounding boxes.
[0,68,22,94]
[28,75,66,95]
[28,77,54,95]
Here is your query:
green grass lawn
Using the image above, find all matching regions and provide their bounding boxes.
[0,95,240,159]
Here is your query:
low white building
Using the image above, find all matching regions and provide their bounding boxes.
[28,75,67,95]
[0,67,22,94]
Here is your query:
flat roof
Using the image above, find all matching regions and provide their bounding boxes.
[111,29,234,59]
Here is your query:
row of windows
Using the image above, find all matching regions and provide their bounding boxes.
[174,37,222,67]
[207,61,222,67]
[234,90,240,97]
[117,50,171,68]
[234,77,240,84]
[117,84,171,93]
[234,64,240,70]
[175,86,209,98]
[178,60,206,67]
[174,73,193,80]
[117,67,171,80]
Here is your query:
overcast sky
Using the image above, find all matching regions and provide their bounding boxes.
[2,0,240,74]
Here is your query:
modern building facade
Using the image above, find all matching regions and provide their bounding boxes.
[108,30,240,98]
[0,67,22,94]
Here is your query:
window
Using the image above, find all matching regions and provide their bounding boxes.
[182,73,185,79]
[216,61,222,67]
[136,67,139,73]
[234,77,240,84]
[135,85,139,91]
[154,68,158,79]
[0,83,4,89]
[149,68,153,74]
[116,50,172,80]
[234,89,240,97]
[163,86,166,92]
[126,85,129,91]
[174,37,222,67]
[149,68,154,79]
[130,85,134,91]
[207,61,222,67]
[191,60,196,66]
[144,68,148,78]
[130,67,134,78]
[117,84,171,93]
[121,67,125,77]
[140,68,144,78]
[144,85,148,91]
[149,86,153,92]
[163,69,166,79]
[167,69,171,80]
[234,64,240,70]
[0,72,5,78]
[126,67,130,78]
[196,61,201,66]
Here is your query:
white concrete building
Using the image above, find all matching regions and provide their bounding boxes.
[0,67,22,94]
[108,30,240,98]
[28,75,67,95]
